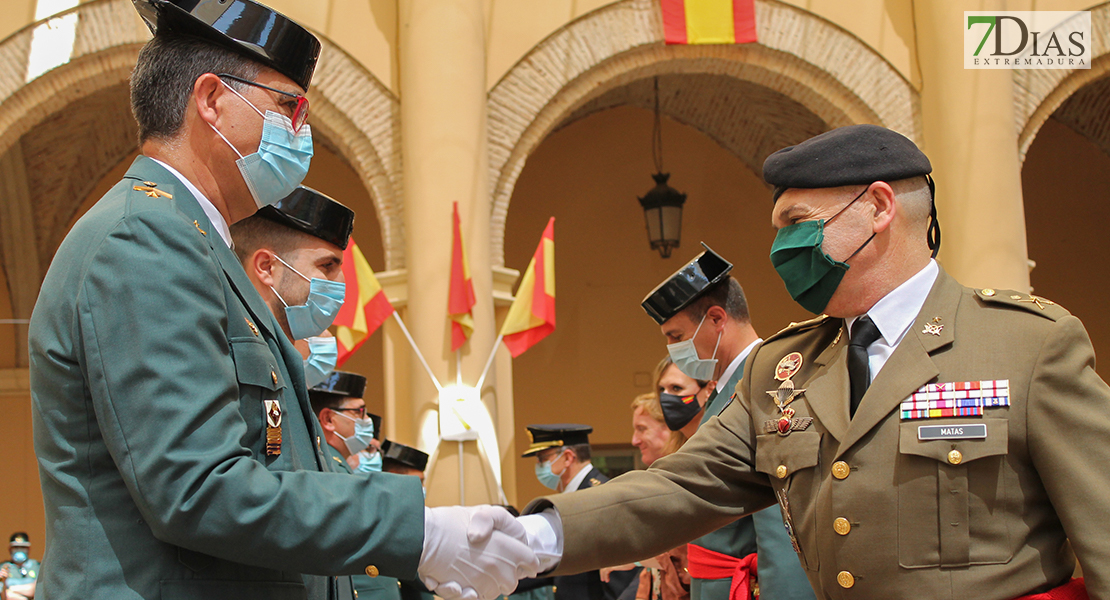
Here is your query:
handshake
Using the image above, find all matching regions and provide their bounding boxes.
[416,505,558,600]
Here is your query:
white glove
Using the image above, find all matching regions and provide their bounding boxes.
[419,505,541,600]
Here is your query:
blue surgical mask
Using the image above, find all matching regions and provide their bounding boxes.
[357,450,383,473]
[334,411,375,456]
[666,314,722,382]
[210,81,313,209]
[271,255,345,340]
[12,550,27,564]
[534,452,566,490]
[303,336,337,387]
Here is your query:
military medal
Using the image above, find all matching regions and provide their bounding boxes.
[921,316,943,336]
[264,399,282,455]
[900,379,1010,420]
[763,352,813,435]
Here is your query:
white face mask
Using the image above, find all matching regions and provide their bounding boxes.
[666,314,722,382]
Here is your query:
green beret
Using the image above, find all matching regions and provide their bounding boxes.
[763,125,931,201]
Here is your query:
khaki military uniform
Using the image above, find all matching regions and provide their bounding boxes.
[536,268,1108,599]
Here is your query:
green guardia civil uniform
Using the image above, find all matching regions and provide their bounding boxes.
[536,268,1110,599]
[690,364,814,600]
[29,157,424,600]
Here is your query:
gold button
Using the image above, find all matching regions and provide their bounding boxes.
[982,288,995,296]
[776,465,788,479]
[271,370,278,385]
[948,449,962,465]
[833,517,851,535]
[365,565,379,577]
[832,461,850,480]
[837,571,855,589]
[245,318,259,336]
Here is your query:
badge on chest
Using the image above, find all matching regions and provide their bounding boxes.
[763,352,813,436]
[264,399,282,456]
[901,380,1010,420]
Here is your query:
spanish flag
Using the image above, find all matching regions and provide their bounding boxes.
[449,202,477,351]
[334,239,395,366]
[661,0,757,45]
[500,218,555,358]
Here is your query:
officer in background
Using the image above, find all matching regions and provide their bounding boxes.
[0,533,37,600]
[28,1,536,598]
[231,185,353,387]
[524,426,638,600]
[308,371,382,474]
[379,442,436,600]
[641,248,813,600]
[514,124,1110,599]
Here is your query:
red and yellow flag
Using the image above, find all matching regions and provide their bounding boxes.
[500,218,555,358]
[334,239,395,366]
[661,0,757,45]
[449,202,477,351]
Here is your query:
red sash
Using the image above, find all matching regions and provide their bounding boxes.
[1013,579,1088,600]
[686,544,758,600]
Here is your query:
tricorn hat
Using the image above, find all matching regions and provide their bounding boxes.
[258,186,355,250]
[381,440,430,472]
[641,244,733,325]
[133,0,321,91]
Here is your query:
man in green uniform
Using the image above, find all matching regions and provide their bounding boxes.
[0,533,38,600]
[514,124,1109,600]
[28,1,538,599]
[379,441,436,600]
[642,247,814,600]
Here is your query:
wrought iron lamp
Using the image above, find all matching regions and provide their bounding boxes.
[638,77,686,258]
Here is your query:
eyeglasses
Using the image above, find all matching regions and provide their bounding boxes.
[217,73,310,132]
[330,407,367,418]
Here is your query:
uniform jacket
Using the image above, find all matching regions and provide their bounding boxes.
[555,468,639,600]
[691,358,814,600]
[29,157,424,600]
[536,268,1109,599]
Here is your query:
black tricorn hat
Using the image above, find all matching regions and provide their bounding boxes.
[133,0,321,91]
[381,440,429,472]
[258,186,355,250]
[522,424,593,457]
[641,244,733,325]
[309,371,366,401]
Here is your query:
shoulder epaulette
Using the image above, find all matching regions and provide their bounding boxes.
[764,313,834,344]
[973,288,1070,321]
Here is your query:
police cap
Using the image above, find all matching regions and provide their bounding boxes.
[522,424,593,457]
[381,440,429,472]
[133,0,321,91]
[641,244,732,325]
[762,124,932,202]
[9,532,29,547]
[258,186,355,250]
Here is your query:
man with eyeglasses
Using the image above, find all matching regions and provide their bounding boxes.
[27,1,538,600]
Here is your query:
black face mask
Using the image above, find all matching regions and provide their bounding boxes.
[659,391,703,431]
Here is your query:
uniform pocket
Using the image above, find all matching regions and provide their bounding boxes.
[229,338,286,457]
[897,417,1012,567]
[755,430,821,571]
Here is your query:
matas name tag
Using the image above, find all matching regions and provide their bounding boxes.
[918,423,987,440]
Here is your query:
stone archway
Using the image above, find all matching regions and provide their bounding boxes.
[486,0,921,266]
[1014,2,1110,162]
[0,0,404,365]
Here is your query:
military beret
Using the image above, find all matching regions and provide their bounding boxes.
[133,0,321,91]
[257,186,355,250]
[522,424,593,457]
[381,440,430,472]
[763,124,931,201]
[641,244,732,325]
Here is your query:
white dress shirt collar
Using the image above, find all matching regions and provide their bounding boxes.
[149,158,233,248]
[562,461,593,493]
[848,259,939,347]
[717,337,762,387]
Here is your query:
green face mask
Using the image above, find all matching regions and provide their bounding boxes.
[769,188,876,314]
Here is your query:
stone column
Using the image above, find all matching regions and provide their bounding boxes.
[915,2,1032,291]
[398,0,503,505]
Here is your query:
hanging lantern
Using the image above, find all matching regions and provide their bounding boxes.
[638,76,686,258]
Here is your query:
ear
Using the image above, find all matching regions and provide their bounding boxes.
[868,181,897,234]
[319,409,337,433]
[193,72,224,128]
[706,305,729,331]
[253,249,277,287]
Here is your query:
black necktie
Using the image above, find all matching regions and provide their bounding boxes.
[848,316,882,418]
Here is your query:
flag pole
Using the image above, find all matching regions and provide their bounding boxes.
[455,349,462,386]
[475,334,503,391]
[391,311,442,391]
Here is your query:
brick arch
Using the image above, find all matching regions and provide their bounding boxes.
[1014,2,1110,163]
[486,0,921,266]
[0,0,405,270]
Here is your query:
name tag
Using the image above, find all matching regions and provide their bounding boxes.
[917,423,987,440]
